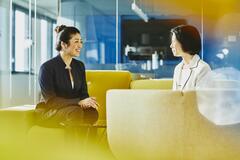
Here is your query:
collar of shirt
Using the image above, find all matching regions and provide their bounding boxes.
[57,54,73,70]
[180,54,200,70]
[65,65,72,70]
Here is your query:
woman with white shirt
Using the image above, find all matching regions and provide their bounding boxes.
[170,25,211,91]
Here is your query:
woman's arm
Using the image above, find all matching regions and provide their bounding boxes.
[196,63,211,87]
[77,62,99,109]
[172,67,177,90]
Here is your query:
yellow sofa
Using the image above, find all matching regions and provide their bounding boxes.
[0,70,132,160]
[86,70,132,122]
[130,78,173,89]
[0,105,35,160]
[106,90,240,160]
[0,74,174,160]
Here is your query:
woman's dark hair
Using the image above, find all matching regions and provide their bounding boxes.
[170,25,201,55]
[55,25,80,51]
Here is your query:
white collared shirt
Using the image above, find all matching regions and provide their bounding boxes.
[173,54,211,91]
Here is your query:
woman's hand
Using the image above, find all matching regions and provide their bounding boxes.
[78,97,99,110]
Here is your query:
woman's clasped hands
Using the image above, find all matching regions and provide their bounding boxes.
[78,97,99,110]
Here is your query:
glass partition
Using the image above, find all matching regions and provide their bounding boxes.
[1,0,240,106]
[59,0,118,70]
[0,0,57,107]
[59,0,240,78]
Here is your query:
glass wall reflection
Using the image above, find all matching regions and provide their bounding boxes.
[1,0,240,107]
[0,0,57,107]
[59,0,117,70]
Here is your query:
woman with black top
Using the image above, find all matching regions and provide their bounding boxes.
[36,25,99,127]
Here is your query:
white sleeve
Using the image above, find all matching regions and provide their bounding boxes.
[172,67,178,90]
[196,63,211,87]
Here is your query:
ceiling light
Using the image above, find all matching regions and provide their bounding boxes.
[222,48,229,55]
[131,0,148,22]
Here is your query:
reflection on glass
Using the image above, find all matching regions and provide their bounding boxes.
[40,19,48,65]
[15,10,27,72]
[52,23,57,57]
[59,0,117,68]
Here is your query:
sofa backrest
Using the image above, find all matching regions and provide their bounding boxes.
[0,70,131,130]
[130,79,173,89]
[106,90,240,160]
[86,70,131,122]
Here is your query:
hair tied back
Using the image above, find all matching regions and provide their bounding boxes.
[55,25,67,34]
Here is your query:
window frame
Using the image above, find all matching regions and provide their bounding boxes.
[12,4,56,74]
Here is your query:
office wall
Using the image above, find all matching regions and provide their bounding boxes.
[0,1,11,106]
[0,17,44,107]
[0,74,38,107]
[59,0,203,78]
[60,0,240,74]
[60,0,117,65]
[1,0,240,106]
[203,12,240,70]
[0,1,53,107]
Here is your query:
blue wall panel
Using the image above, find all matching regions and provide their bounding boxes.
[86,15,117,64]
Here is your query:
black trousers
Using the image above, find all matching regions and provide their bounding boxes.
[35,102,99,127]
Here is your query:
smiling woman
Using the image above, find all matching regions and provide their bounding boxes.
[35,25,99,127]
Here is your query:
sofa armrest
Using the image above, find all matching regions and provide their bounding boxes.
[0,105,35,145]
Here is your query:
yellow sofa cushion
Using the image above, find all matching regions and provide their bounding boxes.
[0,105,35,144]
[86,70,131,122]
[130,79,173,89]
[0,105,35,159]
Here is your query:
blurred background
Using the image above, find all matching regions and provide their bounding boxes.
[0,0,240,106]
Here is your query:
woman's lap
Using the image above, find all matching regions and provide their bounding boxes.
[35,103,98,127]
